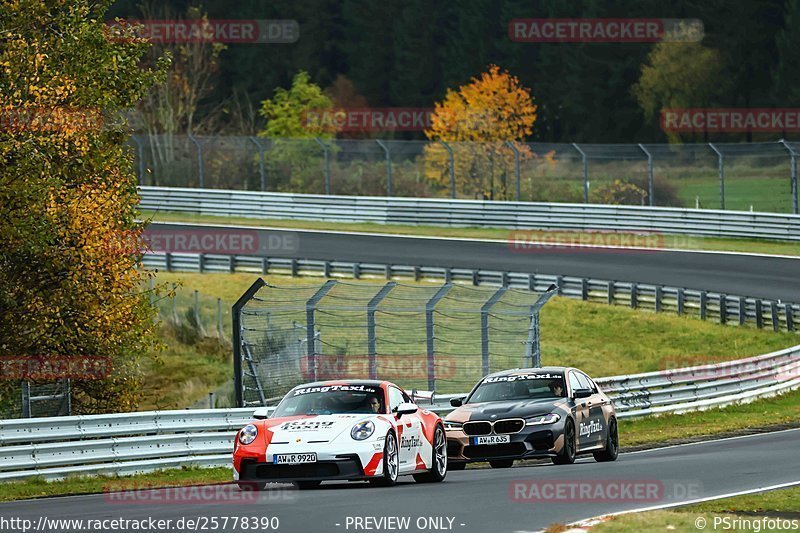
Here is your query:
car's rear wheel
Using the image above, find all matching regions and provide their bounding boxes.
[552,418,576,465]
[414,424,447,483]
[489,459,514,468]
[294,481,322,490]
[237,481,267,492]
[593,417,619,462]
[369,431,399,487]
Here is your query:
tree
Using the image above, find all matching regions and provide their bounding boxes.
[773,0,800,107]
[632,41,726,142]
[423,65,537,199]
[0,0,167,413]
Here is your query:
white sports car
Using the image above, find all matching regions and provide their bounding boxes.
[233,380,447,489]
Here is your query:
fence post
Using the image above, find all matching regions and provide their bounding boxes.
[526,286,558,367]
[367,283,396,380]
[232,278,266,407]
[249,136,266,191]
[21,381,31,418]
[305,280,337,382]
[780,140,798,214]
[709,143,724,210]
[426,284,452,390]
[786,304,794,332]
[314,137,331,195]
[375,140,392,196]
[638,144,654,206]
[481,287,508,377]
[131,134,145,185]
[187,133,205,188]
[441,141,455,198]
[573,143,589,203]
[506,141,521,201]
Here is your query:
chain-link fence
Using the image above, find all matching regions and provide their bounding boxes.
[130,135,800,213]
[232,279,557,407]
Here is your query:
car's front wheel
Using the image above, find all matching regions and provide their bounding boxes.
[593,417,619,462]
[370,431,399,487]
[414,424,447,483]
[552,418,576,465]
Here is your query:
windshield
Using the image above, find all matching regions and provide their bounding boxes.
[467,373,566,403]
[272,384,384,417]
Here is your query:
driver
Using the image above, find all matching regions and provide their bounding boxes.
[367,396,382,413]
[548,379,565,397]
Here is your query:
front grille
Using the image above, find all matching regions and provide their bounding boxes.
[464,443,527,459]
[255,463,339,479]
[493,419,525,434]
[463,421,492,436]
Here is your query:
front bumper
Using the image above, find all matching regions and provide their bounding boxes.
[446,423,565,462]
[237,455,369,482]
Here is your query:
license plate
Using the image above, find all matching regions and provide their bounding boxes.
[273,453,317,465]
[473,435,510,445]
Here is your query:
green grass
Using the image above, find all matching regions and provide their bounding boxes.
[141,210,800,257]
[677,176,794,213]
[585,485,800,533]
[0,467,231,502]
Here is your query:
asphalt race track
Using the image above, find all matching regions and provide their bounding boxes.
[153,223,800,302]
[2,430,799,533]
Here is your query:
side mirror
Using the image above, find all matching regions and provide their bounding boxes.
[396,402,419,416]
[253,407,271,420]
[450,397,464,407]
[573,388,593,400]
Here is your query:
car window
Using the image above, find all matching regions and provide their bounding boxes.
[388,386,406,412]
[568,372,582,394]
[466,374,565,402]
[575,372,594,392]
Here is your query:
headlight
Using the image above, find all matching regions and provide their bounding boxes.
[238,424,258,445]
[526,413,560,426]
[350,420,375,441]
[443,421,463,431]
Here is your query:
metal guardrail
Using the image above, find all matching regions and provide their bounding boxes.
[1,345,797,481]
[141,253,800,332]
[138,187,800,241]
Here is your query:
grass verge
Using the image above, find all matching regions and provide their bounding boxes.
[142,211,800,257]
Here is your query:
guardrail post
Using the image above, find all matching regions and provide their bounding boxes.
[481,287,508,376]
[441,141,455,198]
[528,273,536,292]
[755,299,764,329]
[580,278,588,301]
[638,144,654,206]
[780,140,798,214]
[770,302,779,331]
[785,304,794,331]
[232,278,266,407]
[607,280,615,305]
[165,252,172,272]
[506,141,521,201]
[249,136,266,191]
[375,140,392,196]
[677,288,685,316]
[709,143,724,210]
[426,284,453,390]
[444,267,452,283]
[413,266,421,281]
[353,263,361,279]
[700,291,707,320]
[654,286,662,312]
[384,264,391,280]
[719,294,727,324]
[314,137,331,195]
[501,271,509,288]
[738,296,746,325]
[290,259,298,277]
[555,275,563,296]
[368,282,396,380]
[472,270,479,286]
[573,143,589,203]
[187,133,205,188]
[262,257,269,274]
[306,281,336,382]
[198,253,205,273]
[630,283,638,308]
[131,134,146,185]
